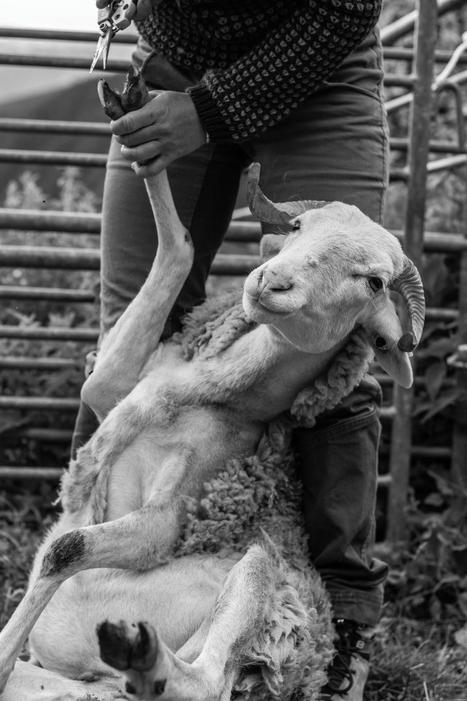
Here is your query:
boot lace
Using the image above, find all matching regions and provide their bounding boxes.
[320,619,370,699]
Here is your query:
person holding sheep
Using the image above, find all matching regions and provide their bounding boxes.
[74,1,388,698]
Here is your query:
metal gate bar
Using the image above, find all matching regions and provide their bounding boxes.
[1,2,466,544]
[3,210,467,250]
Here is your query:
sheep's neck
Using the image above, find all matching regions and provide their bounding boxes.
[225,324,346,421]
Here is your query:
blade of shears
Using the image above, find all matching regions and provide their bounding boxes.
[89,1,135,73]
[90,1,119,73]
[89,30,113,73]
[101,30,114,70]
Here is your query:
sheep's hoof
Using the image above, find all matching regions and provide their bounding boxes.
[130,621,159,671]
[97,65,149,120]
[97,620,159,672]
[97,79,124,120]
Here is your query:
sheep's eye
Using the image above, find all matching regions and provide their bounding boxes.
[292,220,301,231]
[368,277,383,292]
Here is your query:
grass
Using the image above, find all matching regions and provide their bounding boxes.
[1,487,466,700]
[366,618,467,700]
[0,487,55,634]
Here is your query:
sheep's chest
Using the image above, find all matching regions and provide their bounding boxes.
[105,343,264,520]
[105,406,261,521]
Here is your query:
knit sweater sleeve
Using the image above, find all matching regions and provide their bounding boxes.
[187,0,382,142]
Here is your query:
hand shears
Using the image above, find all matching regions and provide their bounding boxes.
[90,0,136,73]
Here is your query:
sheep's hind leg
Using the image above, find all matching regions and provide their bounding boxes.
[0,497,183,694]
[98,545,277,700]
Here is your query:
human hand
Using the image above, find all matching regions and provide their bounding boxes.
[111,91,208,177]
[95,0,153,21]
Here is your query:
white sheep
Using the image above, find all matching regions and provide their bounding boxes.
[0,76,425,701]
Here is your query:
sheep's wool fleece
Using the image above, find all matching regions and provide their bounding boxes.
[174,290,373,562]
[169,291,373,700]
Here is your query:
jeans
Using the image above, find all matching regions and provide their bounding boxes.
[72,28,389,627]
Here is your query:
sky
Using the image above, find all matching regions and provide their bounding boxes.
[3,0,98,31]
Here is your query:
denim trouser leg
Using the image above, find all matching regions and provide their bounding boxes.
[71,29,389,625]
[71,402,99,459]
[294,379,388,627]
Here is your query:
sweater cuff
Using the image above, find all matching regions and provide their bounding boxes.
[187,83,234,143]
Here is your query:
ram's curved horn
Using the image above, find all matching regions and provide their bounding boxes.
[390,256,426,352]
[247,163,328,224]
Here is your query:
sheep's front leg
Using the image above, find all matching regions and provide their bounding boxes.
[98,545,275,700]
[82,168,194,420]
[0,498,182,693]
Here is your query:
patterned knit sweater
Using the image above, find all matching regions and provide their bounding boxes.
[136,0,382,142]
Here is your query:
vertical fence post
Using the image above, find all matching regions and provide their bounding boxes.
[386,0,438,543]
[450,191,467,498]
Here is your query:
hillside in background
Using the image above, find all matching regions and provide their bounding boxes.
[0,75,114,203]
[0,66,87,105]
[0,0,411,207]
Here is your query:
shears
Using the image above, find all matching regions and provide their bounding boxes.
[90,0,136,72]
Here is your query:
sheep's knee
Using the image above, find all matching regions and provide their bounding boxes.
[40,530,87,579]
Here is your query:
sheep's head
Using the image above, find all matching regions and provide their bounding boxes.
[243,164,425,388]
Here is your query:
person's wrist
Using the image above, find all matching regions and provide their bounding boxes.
[185,93,210,146]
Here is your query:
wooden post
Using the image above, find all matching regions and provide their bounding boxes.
[386,0,438,543]
[450,189,467,503]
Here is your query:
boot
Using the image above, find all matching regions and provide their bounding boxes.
[319,619,371,700]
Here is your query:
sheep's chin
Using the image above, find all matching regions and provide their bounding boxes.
[242,292,293,324]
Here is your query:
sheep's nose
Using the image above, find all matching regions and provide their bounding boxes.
[259,267,294,293]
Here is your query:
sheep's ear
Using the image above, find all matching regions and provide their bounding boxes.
[365,295,414,388]
[260,234,287,261]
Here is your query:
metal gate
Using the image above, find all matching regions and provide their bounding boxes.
[1,0,466,543]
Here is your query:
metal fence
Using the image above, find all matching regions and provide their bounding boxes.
[1,0,466,542]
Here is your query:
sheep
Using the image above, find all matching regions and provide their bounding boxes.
[0,73,425,701]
